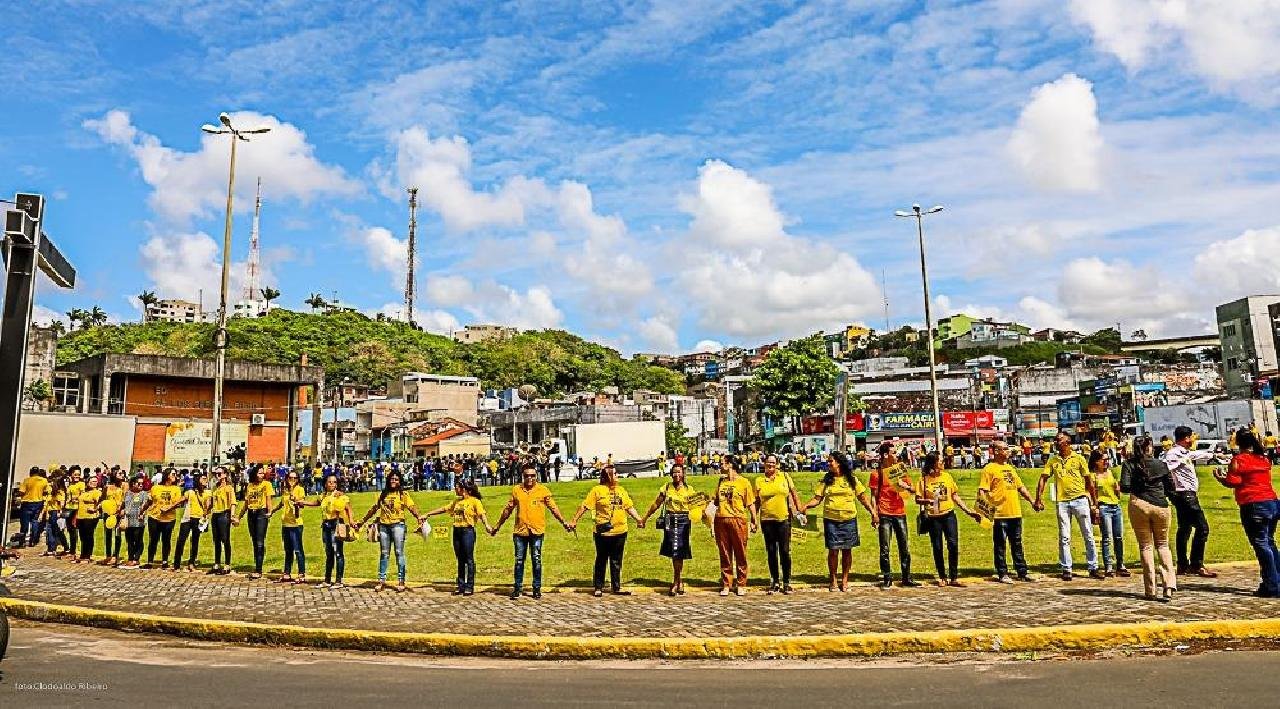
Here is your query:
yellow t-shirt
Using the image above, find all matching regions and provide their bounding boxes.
[19,475,49,503]
[1041,442,1052,455]
[103,485,125,511]
[659,482,699,514]
[582,484,633,536]
[211,485,237,514]
[978,463,1027,519]
[65,480,85,510]
[814,476,867,522]
[754,474,794,521]
[77,489,103,519]
[917,472,959,517]
[279,484,307,527]
[1094,469,1120,506]
[243,481,274,511]
[183,489,212,520]
[714,477,756,519]
[448,497,485,528]
[148,484,183,522]
[374,490,415,524]
[45,488,67,513]
[511,484,553,536]
[1266,435,1278,449]
[1044,453,1090,501]
[320,492,350,521]
[1161,439,1173,452]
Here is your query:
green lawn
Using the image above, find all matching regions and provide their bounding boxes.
[108,468,1266,587]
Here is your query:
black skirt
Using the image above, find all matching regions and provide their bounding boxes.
[659,512,693,560]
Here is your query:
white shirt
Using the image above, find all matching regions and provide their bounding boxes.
[1161,444,1210,493]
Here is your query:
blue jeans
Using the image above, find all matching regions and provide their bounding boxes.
[282,526,305,576]
[19,501,44,546]
[1240,499,1280,596]
[1056,496,1098,572]
[453,527,477,591]
[44,514,68,553]
[512,534,544,592]
[1098,502,1125,571]
[378,522,406,583]
[321,519,345,583]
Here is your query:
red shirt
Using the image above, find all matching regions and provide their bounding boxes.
[1224,453,1278,505]
[869,467,910,517]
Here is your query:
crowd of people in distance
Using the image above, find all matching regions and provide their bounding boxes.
[7,425,1279,600]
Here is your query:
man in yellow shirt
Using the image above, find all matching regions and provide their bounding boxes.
[978,441,1038,583]
[1266,431,1279,463]
[492,462,574,599]
[1036,434,1102,581]
[16,467,50,548]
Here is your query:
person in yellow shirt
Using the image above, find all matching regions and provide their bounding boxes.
[141,468,183,569]
[318,473,356,588]
[235,467,276,579]
[274,470,316,584]
[752,454,803,595]
[491,462,574,599]
[425,479,492,595]
[1036,433,1102,581]
[1089,451,1130,578]
[571,465,643,597]
[38,475,69,557]
[640,463,701,596]
[100,469,127,566]
[915,452,982,586]
[64,470,85,557]
[710,455,757,596]
[73,474,103,563]
[356,471,425,592]
[16,467,50,548]
[1264,430,1278,463]
[172,471,213,572]
[803,452,879,592]
[208,467,237,575]
[978,441,1039,583]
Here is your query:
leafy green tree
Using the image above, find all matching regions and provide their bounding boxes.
[260,287,281,312]
[87,306,108,327]
[23,379,52,409]
[751,334,838,430]
[304,293,327,312]
[137,290,157,322]
[1081,327,1122,351]
[664,418,695,454]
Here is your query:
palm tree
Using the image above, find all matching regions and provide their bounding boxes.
[261,287,281,314]
[48,320,67,338]
[137,290,157,322]
[66,308,85,331]
[87,306,108,327]
[304,293,327,312]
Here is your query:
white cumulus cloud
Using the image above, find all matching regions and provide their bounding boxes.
[636,316,680,353]
[1192,226,1280,296]
[1008,73,1104,192]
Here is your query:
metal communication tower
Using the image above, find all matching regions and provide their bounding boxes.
[404,187,418,324]
[244,177,262,301]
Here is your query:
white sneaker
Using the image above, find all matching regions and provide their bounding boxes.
[997,575,1014,584]
[734,587,745,597]
[719,587,730,597]
[317,582,330,589]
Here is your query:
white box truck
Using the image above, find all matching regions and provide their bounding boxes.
[555,420,665,477]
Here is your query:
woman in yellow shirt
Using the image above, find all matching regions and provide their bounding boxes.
[73,474,104,563]
[915,453,982,586]
[318,474,356,588]
[356,471,425,592]
[39,475,69,557]
[100,469,127,566]
[803,452,878,592]
[274,470,317,584]
[172,471,212,572]
[235,466,276,579]
[640,463,699,596]
[141,468,183,569]
[753,454,803,595]
[425,479,492,595]
[571,465,643,597]
[711,455,758,597]
[1090,451,1130,578]
[208,468,237,575]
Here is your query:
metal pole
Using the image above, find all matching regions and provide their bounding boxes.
[211,135,237,466]
[916,210,944,455]
[0,239,37,550]
[331,386,339,465]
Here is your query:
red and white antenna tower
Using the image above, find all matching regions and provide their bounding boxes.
[405,187,418,325]
[244,177,262,301]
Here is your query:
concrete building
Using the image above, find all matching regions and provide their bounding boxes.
[936,313,1031,348]
[1216,295,1280,398]
[57,354,324,465]
[452,324,517,344]
[1010,365,1106,438]
[145,299,205,324]
[386,373,481,426]
[21,325,58,411]
[231,298,269,318]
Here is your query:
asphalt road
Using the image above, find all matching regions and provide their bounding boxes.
[1,622,1277,708]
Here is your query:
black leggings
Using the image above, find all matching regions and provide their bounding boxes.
[76,518,98,560]
[102,525,118,559]
[760,520,792,585]
[125,526,144,561]
[174,519,202,566]
[147,518,174,564]
[212,511,232,567]
[592,532,627,591]
[927,511,960,581]
[248,510,269,573]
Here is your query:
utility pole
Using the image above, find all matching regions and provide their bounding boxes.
[895,203,945,454]
[244,177,262,301]
[405,187,418,325]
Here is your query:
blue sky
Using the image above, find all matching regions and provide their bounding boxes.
[4,0,1280,353]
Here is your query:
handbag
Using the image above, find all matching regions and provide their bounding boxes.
[364,522,378,543]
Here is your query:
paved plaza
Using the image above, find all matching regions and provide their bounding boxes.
[4,556,1275,638]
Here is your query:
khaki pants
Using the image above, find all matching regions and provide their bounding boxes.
[714,517,749,588]
[1128,497,1176,597]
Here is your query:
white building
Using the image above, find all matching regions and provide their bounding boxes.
[145,299,206,324]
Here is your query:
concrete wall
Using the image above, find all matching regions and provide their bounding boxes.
[567,420,664,463]
[17,412,136,472]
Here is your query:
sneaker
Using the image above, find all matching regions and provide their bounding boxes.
[734,587,745,597]
[877,579,893,590]
[719,587,730,597]
[997,575,1014,584]
[901,579,921,588]
[318,582,331,589]
[510,590,522,600]
[1117,567,1132,578]
[1089,569,1106,580]
[947,580,966,588]
[452,588,464,596]
[1060,572,1073,582]
[592,589,603,598]
[1105,569,1116,578]
[1017,574,1035,583]
[463,589,474,596]
[612,588,632,596]
[781,585,793,595]
[206,567,220,575]
[532,590,542,599]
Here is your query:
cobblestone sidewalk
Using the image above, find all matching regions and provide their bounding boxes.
[4,556,1276,638]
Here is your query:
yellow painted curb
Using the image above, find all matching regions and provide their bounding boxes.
[3,597,1279,660]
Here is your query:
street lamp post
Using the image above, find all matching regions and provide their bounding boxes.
[895,204,945,454]
[201,113,270,466]
[331,377,351,465]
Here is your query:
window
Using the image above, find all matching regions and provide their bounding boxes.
[1222,324,1237,337]
[52,373,80,410]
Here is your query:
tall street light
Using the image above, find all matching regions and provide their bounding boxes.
[201,113,270,465]
[895,203,945,454]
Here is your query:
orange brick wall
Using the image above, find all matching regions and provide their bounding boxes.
[132,421,289,464]
[133,422,167,463]
[124,376,295,422]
